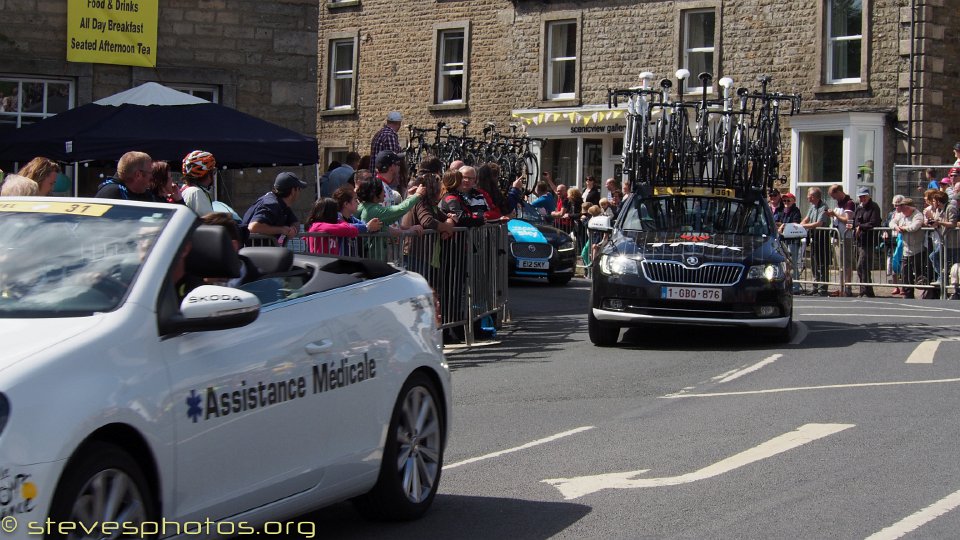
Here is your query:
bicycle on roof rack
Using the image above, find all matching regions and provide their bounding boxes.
[608,71,800,198]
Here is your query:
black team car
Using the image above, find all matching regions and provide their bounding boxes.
[588,188,793,345]
[506,203,578,286]
[588,71,800,346]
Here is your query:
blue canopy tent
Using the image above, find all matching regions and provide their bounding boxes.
[0,83,319,194]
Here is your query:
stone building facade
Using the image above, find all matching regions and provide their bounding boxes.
[319,0,960,210]
[0,0,318,217]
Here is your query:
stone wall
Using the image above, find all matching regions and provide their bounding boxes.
[0,0,319,218]
[318,0,960,173]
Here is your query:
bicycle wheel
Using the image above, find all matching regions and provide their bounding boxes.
[522,152,539,192]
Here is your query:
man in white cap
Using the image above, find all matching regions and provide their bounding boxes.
[370,111,403,172]
[853,186,882,297]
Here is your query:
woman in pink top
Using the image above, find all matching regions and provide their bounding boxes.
[305,198,359,255]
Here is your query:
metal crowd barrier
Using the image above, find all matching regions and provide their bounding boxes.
[792,226,958,298]
[250,224,510,345]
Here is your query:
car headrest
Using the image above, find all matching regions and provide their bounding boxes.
[185,225,242,278]
[239,247,294,275]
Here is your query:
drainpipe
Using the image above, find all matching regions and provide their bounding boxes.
[907,0,915,164]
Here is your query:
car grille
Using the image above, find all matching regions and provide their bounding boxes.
[511,242,553,259]
[641,261,743,285]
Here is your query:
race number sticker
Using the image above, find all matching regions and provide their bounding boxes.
[0,202,112,217]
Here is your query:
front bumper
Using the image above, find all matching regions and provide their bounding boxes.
[591,272,792,329]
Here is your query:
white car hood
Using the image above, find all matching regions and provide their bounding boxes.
[0,315,104,370]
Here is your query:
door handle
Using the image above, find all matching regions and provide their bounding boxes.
[305,339,334,355]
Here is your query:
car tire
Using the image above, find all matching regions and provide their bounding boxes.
[588,311,619,347]
[548,275,572,286]
[354,372,445,521]
[47,441,154,540]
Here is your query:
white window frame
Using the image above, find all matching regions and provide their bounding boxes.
[169,84,219,103]
[682,9,716,93]
[0,76,75,129]
[437,29,466,104]
[790,112,885,210]
[825,0,863,84]
[546,20,577,101]
[327,37,357,110]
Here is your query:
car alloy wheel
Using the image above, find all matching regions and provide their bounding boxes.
[396,385,442,503]
[48,441,154,540]
[354,372,445,520]
[70,469,147,534]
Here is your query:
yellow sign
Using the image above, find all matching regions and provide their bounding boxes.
[0,201,112,217]
[67,0,158,67]
[653,187,737,198]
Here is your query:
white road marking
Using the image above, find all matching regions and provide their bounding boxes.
[662,377,960,399]
[906,341,941,364]
[542,423,854,500]
[717,354,782,383]
[906,336,960,364]
[865,488,960,540]
[444,426,594,470]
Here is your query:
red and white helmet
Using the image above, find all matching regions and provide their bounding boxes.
[182,150,216,178]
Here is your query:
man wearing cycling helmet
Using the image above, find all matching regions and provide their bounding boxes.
[181,150,217,216]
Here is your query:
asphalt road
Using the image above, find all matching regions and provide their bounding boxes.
[310,277,960,539]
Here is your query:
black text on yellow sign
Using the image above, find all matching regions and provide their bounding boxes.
[67,0,158,68]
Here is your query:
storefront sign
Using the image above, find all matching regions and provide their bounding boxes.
[570,125,625,134]
[67,0,158,67]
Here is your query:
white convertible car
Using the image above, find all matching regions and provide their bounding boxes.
[0,198,450,539]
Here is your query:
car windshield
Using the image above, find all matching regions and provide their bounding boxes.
[619,195,772,236]
[0,202,175,317]
[515,202,546,224]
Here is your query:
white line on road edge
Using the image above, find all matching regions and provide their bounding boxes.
[717,354,783,383]
[865,488,960,540]
[542,423,854,500]
[444,426,595,470]
[661,377,960,398]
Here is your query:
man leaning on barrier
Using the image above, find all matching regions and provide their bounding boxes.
[853,186,882,297]
[800,187,831,296]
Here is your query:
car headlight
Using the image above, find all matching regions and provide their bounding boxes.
[600,255,639,275]
[747,263,786,281]
[558,237,575,251]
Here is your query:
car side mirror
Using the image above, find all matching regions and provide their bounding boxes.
[161,285,261,335]
[587,215,613,233]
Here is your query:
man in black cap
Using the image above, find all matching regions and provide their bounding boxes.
[374,150,404,206]
[241,172,306,243]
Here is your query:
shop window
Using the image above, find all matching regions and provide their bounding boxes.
[681,8,716,89]
[0,77,74,135]
[545,20,578,100]
[791,113,885,214]
[798,131,844,185]
[436,28,466,104]
[825,0,864,84]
